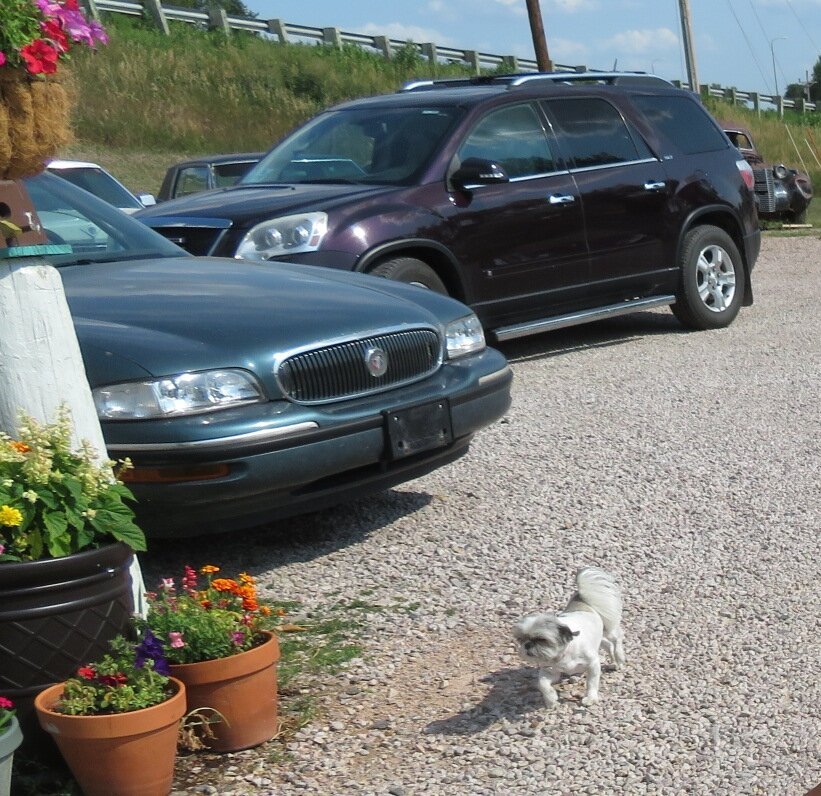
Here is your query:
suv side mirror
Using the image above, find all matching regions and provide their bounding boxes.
[451,158,509,191]
[138,193,157,207]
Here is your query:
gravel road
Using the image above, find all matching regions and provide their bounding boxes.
[145,234,821,796]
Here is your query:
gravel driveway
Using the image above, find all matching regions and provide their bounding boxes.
[145,235,821,796]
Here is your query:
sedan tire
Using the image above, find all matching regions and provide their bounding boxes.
[672,225,746,330]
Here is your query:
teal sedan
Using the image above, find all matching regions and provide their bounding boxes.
[23,173,512,537]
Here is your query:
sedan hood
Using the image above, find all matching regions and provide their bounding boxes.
[137,182,391,226]
[63,257,458,392]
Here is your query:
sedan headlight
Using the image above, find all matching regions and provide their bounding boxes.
[235,212,328,261]
[445,314,485,359]
[93,369,264,419]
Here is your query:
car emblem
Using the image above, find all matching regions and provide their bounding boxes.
[364,346,388,378]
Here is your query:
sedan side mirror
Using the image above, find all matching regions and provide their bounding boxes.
[451,158,509,191]
[138,193,157,207]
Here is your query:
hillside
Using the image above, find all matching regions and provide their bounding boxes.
[63,16,819,221]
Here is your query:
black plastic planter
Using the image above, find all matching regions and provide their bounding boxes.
[0,542,134,757]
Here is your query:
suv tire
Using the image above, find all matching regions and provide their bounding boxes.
[371,257,448,294]
[672,225,746,330]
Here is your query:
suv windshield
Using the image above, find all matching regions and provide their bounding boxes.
[242,106,463,187]
[24,173,186,266]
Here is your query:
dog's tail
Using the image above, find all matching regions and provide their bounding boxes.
[575,567,622,634]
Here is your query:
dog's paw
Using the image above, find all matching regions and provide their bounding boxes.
[581,695,599,707]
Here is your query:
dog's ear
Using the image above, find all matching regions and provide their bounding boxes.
[558,624,579,644]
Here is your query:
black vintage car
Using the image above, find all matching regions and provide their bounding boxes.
[157,152,264,201]
[723,124,813,224]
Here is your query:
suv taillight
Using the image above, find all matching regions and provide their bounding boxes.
[736,159,755,191]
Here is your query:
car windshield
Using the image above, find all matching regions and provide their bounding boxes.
[24,172,186,266]
[49,166,143,209]
[242,106,463,187]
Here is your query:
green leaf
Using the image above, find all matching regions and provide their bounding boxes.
[36,489,59,510]
[90,511,147,552]
[43,510,71,556]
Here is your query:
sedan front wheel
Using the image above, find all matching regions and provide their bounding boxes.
[672,225,745,330]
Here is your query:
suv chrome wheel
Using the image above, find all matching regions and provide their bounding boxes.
[696,243,736,313]
[672,225,746,330]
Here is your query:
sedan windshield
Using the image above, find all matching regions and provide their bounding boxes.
[242,106,463,187]
[23,173,186,266]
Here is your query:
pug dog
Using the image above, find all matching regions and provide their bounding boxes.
[513,566,625,708]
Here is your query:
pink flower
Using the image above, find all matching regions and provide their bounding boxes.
[231,631,246,646]
[0,543,5,555]
[160,577,175,590]
[0,53,6,68]
[168,632,185,649]
[0,697,13,710]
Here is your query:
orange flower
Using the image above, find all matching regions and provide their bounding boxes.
[239,572,255,585]
[260,606,272,616]
[199,565,220,575]
[211,578,239,593]
[10,441,31,454]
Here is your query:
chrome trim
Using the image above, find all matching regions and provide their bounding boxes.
[568,157,659,174]
[493,295,676,341]
[460,168,572,190]
[269,323,442,374]
[478,365,512,387]
[140,215,233,229]
[275,325,444,405]
[509,72,673,87]
[401,79,435,91]
[105,422,320,453]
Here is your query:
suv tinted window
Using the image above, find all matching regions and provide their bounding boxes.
[545,98,643,168]
[458,104,555,178]
[631,95,729,155]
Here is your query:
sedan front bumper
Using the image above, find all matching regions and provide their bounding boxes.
[106,348,512,537]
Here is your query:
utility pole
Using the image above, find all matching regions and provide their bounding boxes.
[677,0,699,92]
[525,0,552,72]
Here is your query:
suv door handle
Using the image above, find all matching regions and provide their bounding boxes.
[644,180,667,192]
[548,194,576,205]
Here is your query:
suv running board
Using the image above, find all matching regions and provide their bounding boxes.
[493,295,677,342]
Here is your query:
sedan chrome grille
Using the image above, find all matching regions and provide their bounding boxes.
[278,329,442,403]
[753,168,776,214]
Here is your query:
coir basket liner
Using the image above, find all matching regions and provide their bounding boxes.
[0,69,71,180]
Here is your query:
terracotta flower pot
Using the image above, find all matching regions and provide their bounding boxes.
[170,630,280,752]
[0,69,72,180]
[0,716,23,796]
[34,678,186,796]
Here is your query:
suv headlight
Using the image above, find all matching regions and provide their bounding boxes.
[93,369,264,419]
[445,314,485,359]
[235,212,328,261]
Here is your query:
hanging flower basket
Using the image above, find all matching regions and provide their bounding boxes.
[0,0,108,180]
[0,69,71,180]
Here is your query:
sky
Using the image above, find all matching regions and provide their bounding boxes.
[242,0,821,99]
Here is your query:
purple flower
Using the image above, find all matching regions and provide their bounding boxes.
[231,631,246,646]
[135,629,171,675]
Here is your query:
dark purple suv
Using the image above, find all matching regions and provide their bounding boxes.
[137,72,761,338]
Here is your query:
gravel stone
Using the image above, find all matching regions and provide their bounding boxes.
[145,236,821,796]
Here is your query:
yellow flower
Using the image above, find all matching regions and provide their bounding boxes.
[200,565,220,575]
[0,505,23,527]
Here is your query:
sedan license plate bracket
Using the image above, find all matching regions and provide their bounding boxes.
[384,400,453,460]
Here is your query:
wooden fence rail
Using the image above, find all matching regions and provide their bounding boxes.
[84,0,819,117]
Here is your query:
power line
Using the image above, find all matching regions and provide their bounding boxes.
[725,0,775,91]
[784,0,820,56]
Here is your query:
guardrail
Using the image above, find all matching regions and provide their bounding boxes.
[85,0,818,116]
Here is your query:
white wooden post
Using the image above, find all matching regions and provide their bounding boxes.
[0,259,146,616]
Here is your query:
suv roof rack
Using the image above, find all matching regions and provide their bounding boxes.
[401,71,673,92]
